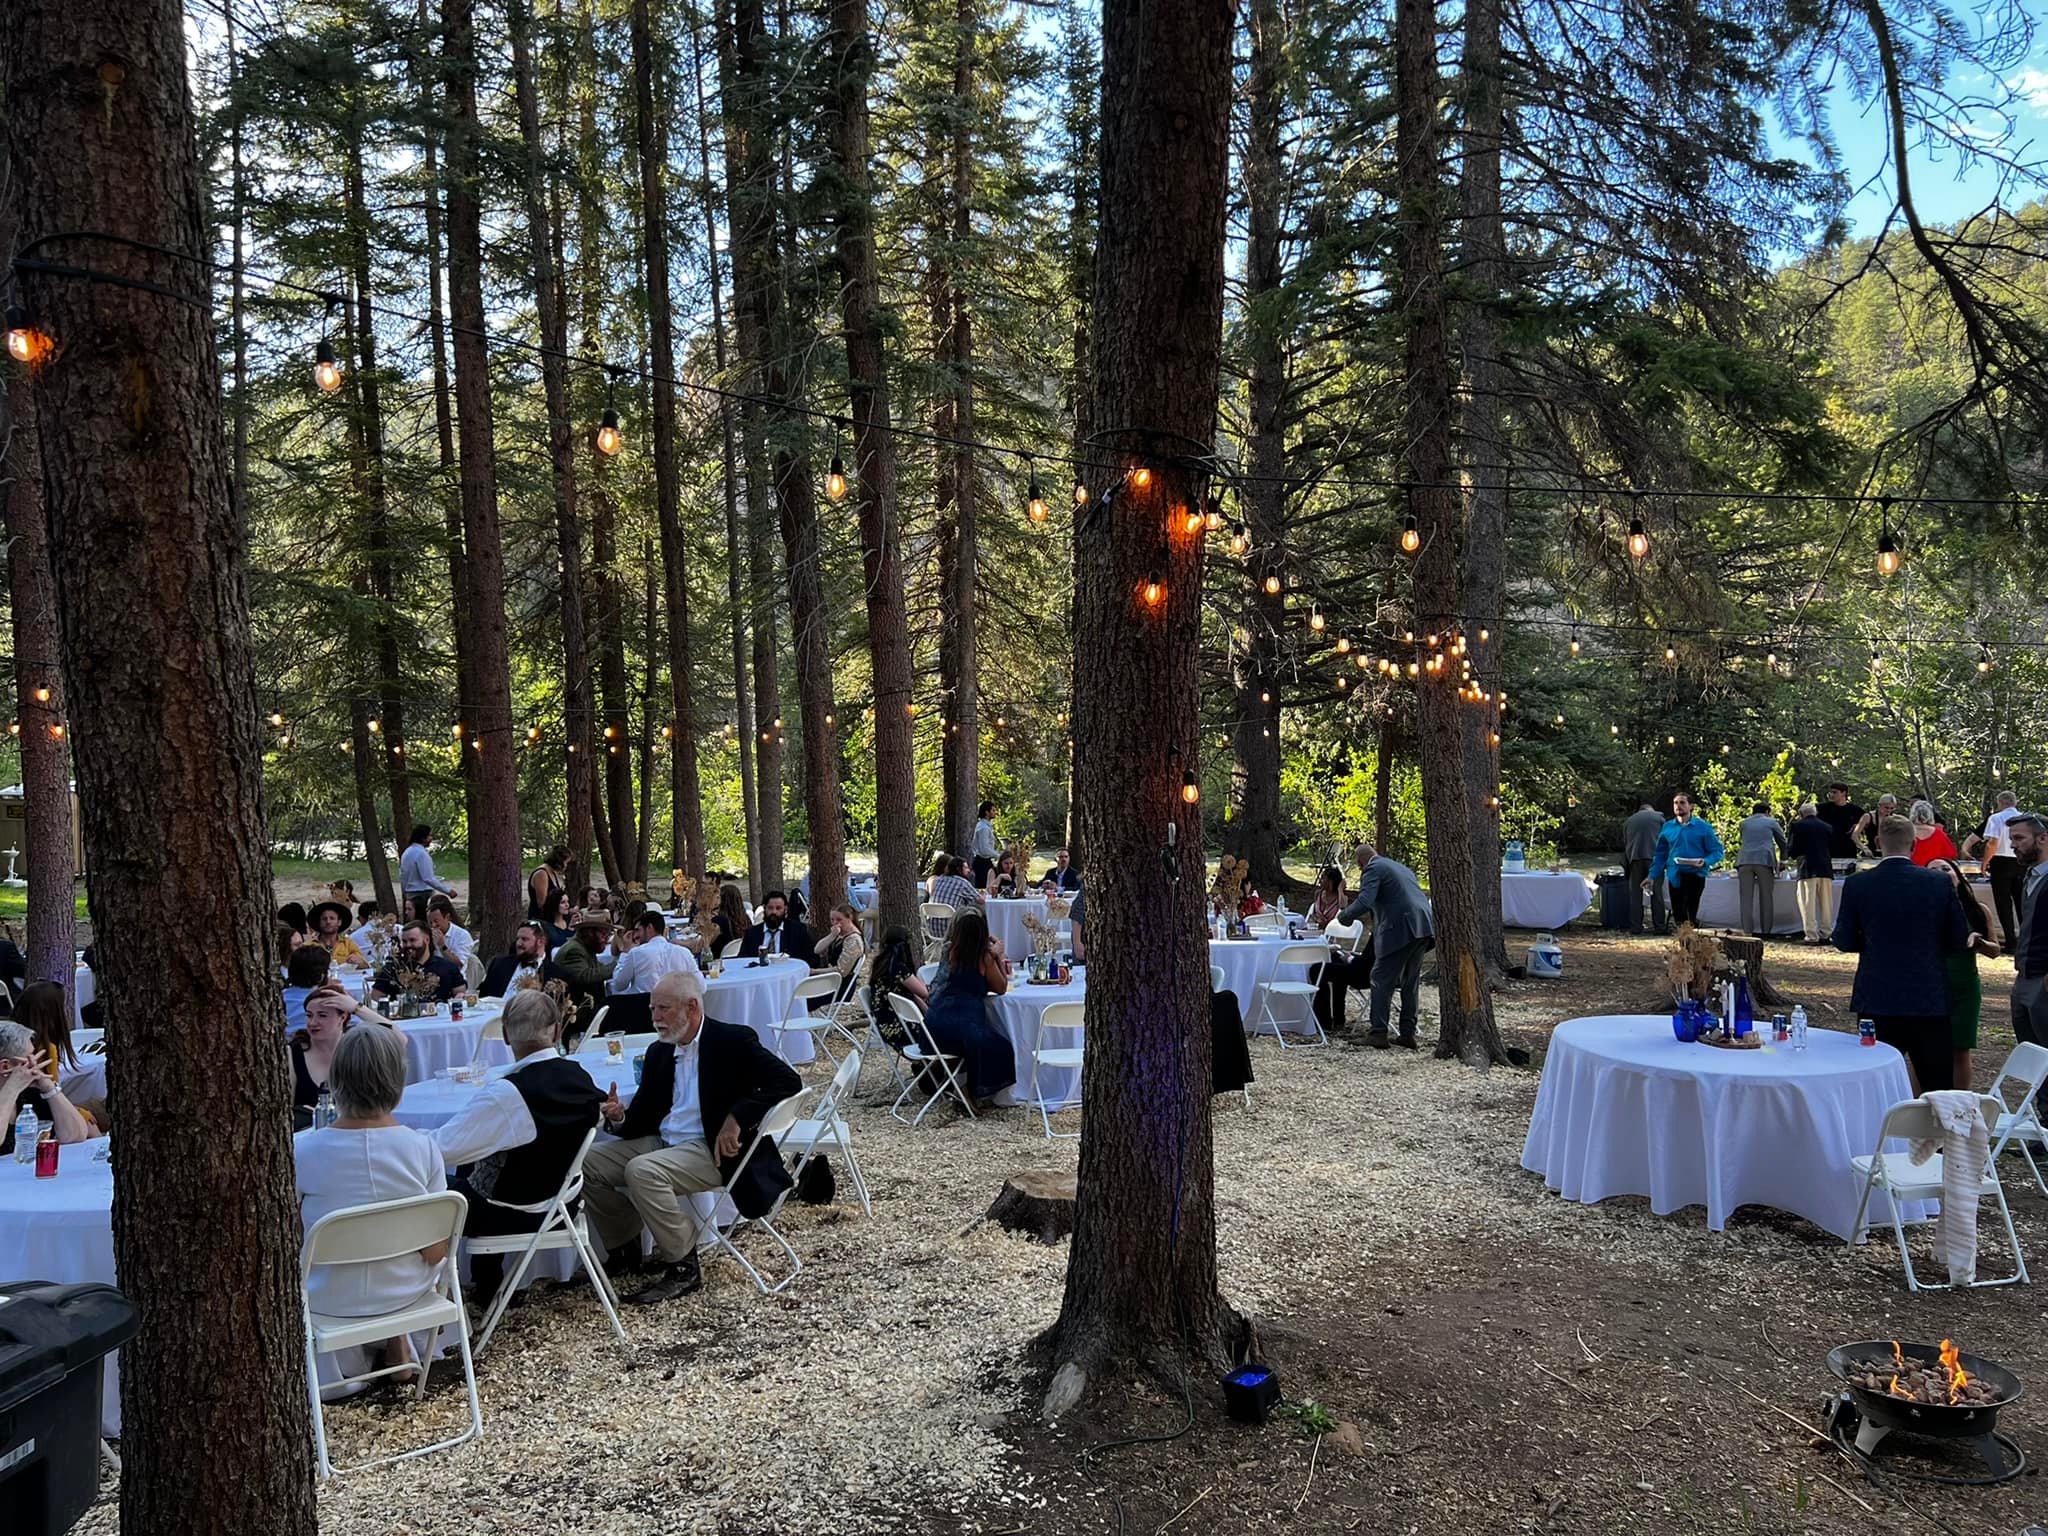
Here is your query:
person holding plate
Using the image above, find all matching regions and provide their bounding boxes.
[1646,790,1724,928]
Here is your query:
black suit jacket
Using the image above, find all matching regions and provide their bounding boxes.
[739,917,815,966]
[479,954,534,999]
[1037,866,1081,892]
[613,1020,802,1217]
[1832,857,1968,1018]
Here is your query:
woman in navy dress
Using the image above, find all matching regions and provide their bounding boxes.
[921,908,1017,1104]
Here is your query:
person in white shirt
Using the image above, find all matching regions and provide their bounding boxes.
[398,822,456,918]
[432,990,603,1311]
[609,909,701,994]
[969,800,1000,887]
[1964,790,2025,950]
[294,1026,449,1375]
[426,895,475,969]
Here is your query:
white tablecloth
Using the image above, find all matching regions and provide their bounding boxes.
[986,976,1088,1109]
[0,1155,119,1431]
[1694,870,1998,935]
[1500,871,1593,929]
[72,963,93,1029]
[398,999,509,1084]
[1520,1014,1930,1239]
[702,961,814,1064]
[1207,934,1327,1033]
[983,897,1052,957]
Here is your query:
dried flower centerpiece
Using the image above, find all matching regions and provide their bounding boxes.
[1664,924,1726,1005]
[388,959,443,1019]
[1211,854,1249,922]
[670,870,700,913]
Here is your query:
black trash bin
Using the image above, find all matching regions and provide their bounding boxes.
[1595,871,1631,929]
[0,1282,137,1535]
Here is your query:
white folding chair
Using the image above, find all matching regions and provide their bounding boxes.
[1208,964,1226,993]
[301,1191,482,1478]
[464,1125,628,1354]
[852,983,909,1095]
[772,972,848,1063]
[718,938,744,960]
[1848,1093,2030,1291]
[1250,942,1331,1049]
[697,1091,809,1294]
[776,1049,872,1216]
[1244,911,1283,934]
[1324,918,1367,958]
[462,950,486,990]
[818,969,872,1061]
[1987,1042,2048,1196]
[917,962,940,987]
[919,902,957,961]
[466,1012,505,1064]
[1029,1001,1086,1140]
[884,992,975,1125]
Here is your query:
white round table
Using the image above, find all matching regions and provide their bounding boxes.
[702,960,814,1064]
[0,1154,119,1431]
[983,897,1053,957]
[1500,871,1593,929]
[1520,1014,1930,1239]
[394,1045,642,1133]
[1694,870,1999,936]
[71,963,94,1029]
[397,999,509,1084]
[1207,934,1327,1034]
[985,975,1087,1109]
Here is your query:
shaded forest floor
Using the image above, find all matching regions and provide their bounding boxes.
[78,924,2048,1535]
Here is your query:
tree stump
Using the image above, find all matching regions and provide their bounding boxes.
[987,1172,1078,1245]
[1717,933,1788,1009]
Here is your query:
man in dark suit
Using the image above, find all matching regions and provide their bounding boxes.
[1833,814,1973,1091]
[479,921,549,999]
[1037,848,1082,893]
[1338,843,1436,1048]
[582,969,801,1303]
[738,889,816,965]
[2008,814,2048,1098]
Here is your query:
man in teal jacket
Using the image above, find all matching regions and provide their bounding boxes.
[1645,791,1725,928]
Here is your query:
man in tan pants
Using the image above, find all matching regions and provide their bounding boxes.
[582,970,801,1304]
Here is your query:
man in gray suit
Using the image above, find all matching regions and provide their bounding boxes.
[1339,843,1435,1049]
[1621,799,1667,934]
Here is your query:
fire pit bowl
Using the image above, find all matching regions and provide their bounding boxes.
[1826,1340,2025,1483]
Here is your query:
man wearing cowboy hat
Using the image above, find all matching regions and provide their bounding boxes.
[308,898,367,967]
[550,912,619,1019]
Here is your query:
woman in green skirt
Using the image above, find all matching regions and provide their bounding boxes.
[1929,858,1999,1091]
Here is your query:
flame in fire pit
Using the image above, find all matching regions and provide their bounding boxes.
[1891,1340,1906,1370]
[1887,1374,1912,1398]
[1940,1339,1969,1405]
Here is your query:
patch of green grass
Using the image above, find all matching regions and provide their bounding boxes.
[0,884,90,922]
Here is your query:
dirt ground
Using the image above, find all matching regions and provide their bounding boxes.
[76,924,2048,1536]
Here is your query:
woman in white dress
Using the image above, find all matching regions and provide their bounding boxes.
[294,1025,450,1376]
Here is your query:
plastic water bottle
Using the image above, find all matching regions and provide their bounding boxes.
[314,1088,335,1131]
[13,1106,39,1164]
[1790,1006,1808,1052]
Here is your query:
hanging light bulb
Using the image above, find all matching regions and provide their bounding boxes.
[1610,723,1620,736]
[5,306,51,367]
[825,453,848,502]
[1141,573,1165,607]
[6,722,17,737]
[265,710,282,727]
[1664,645,1677,663]
[451,723,464,739]
[280,734,292,747]
[35,688,53,705]
[1228,523,1249,557]
[1181,771,1200,805]
[1336,635,1351,654]
[1181,505,1205,535]
[1131,467,1152,489]
[1027,465,1047,523]
[366,717,381,734]
[1766,650,1778,667]
[1309,610,1325,633]
[1399,514,1420,554]
[1259,690,1271,703]
[1570,629,1582,657]
[1073,480,1089,507]
[1627,512,1650,559]
[1263,574,1281,596]
[1876,529,1901,576]
[1204,498,1224,532]
[1553,713,1564,725]
[1870,642,1882,672]
[48,723,65,741]
[1336,677,1348,691]
[312,337,343,394]
[596,407,623,457]
[1977,642,1994,674]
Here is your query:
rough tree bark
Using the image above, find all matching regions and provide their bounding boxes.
[687,19,762,888]
[1042,0,1238,1415]
[1457,0,1509,972]
[825,0,920,934]
[1226,0,1289,895]
[936,0,979,858]
[0,379,76,995]
[514,0,597,890]
[630,0,706,874]
[1395,0,1508,1067]
[443,0,524,950]
[1059,0,1097,870]
[2,0,320,1525]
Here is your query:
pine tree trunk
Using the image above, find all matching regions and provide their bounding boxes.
[1396,0,1507,1068]
[0,382,77,995]
[443,0,524,951]
[512,0,597,890]
[1059,0,1097,870]
[825,0,919,935]
[939,0,979,856]
[1457,0,1509,972]
[688,19,761,887]
[1227,0,1288,895]
[3,0,320,1523]
[630,0,706,875]
[638,541,657,884]
[777,433,847,913]
[1043,0,1237,1408]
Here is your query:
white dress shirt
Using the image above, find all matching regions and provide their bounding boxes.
[609,936,700,994]
[971,819,999,860]
[438,922,475,967]
[1981,807,2021,860]
[431,1054,545,1167]
[660,1038,705,1146]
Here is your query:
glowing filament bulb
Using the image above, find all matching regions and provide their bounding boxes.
[1027,469,1047,523]
[1309,611,1325,633]
[1877,531,1900,576]
[1131,467,1152,489]
[1181,773,1200,805]
[1400,515,1420,554]
[596,409,623,457]
[1263,575,1281,596]
[313,338,343,394]
[1627,516,1649,559]
[1142,574,1165,607]
[826,454,848,501]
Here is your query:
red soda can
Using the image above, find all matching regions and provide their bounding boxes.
[451,995,465,1021]
[1858,1019,1877,1047]
[34,1135,58,1178]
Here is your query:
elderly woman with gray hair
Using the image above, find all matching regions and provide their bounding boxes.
[294,1026,450,1376]
[0,1018,95,1156]
[431,989,604,1312]
[1908,798,1960,867]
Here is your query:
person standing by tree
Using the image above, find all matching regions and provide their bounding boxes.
[1734,801,1790,937]
[1963,791,2024,950]
[528,845,569,921]
[969,800,999,888]
[1338,843,1435,1049]
[1646,791,1723,929]
[399,822,455,918]
[2008,815,2048,1086]
[1788,801,1838,944]
[1621,798,1668,935]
